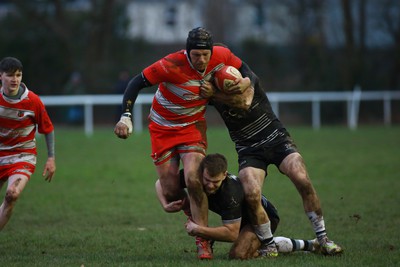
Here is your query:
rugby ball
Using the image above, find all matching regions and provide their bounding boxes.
[213,65,242,92]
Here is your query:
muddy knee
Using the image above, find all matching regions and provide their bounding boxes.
[229,245,255,260]
[229,250,247,260]
[5,187,20,204]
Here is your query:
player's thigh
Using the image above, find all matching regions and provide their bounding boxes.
[181,152,204,186]
[279,152,306,176]
[229,224,260,259]
[155,159,181,198]
[181,151,204,173]
[279,152,313,190]
[155,156,180,178]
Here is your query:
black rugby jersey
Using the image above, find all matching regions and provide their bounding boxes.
[207,173,246,224]
[211,77,290,151]
[179,170,279,229]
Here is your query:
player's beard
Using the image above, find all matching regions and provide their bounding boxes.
[204,187,216,195]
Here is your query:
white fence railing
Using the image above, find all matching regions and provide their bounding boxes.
[41,89,400,136]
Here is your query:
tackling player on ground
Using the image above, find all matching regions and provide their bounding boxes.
[156,153,319,259]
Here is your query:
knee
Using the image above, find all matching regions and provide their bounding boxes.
[229,248,247,260]
[185,171,202,191]
[5,188,20,204]
[163,190,178,202]
[283,153,307,177]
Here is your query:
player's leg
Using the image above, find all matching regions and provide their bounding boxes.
[181,151,212,260]
[279,152,342,255]
[181,151,207,227]
[229,224,260,259]
[0,174,29,231]
[154,156,182,205]
[239,167,278,257]
[229,229,318,258]
[274,236,318,253]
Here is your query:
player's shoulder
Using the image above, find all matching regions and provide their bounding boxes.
[27,88,39,98]
[219,173,245,206]
[212,45,232,57]
[211,45,242,69]
[223,173,244,191]
[23,89,47,110]
[157,50,189,71]
[226,172,240,182]
[163,49,186,62]
[26,88,42,102]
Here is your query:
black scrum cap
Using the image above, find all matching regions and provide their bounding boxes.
[186,27,213,54]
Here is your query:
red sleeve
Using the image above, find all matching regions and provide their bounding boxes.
[142,59,168,85]
[30,92,54,134]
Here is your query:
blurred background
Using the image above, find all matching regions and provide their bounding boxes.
[0,0,399,127]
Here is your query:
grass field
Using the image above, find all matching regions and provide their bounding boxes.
[1,126,399,267]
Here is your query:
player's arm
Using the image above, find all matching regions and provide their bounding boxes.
[155,179,188,213]
[200,62,255,110]
[216,61,258,109]
[43,131,56,182]
[212,85,254,110]
[185,174,244,242]
[200,80,254,110]
[238,61,257,88]
[114,73,152,139]
[185,218,241,242]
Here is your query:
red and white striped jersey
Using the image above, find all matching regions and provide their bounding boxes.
[143,46,242,128]
[0,85,54,158]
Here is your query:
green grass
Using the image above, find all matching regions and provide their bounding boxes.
[1,126,399,267]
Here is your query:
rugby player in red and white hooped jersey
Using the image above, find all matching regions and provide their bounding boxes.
[114,27,252,259]
[0,57,56,231]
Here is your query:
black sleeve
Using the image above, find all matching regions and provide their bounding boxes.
[238,61,258,88]
[121,73,152,114]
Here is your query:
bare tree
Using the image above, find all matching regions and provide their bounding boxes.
[340,0,356,89]
[381,0,400,88]
[10,0,123,91]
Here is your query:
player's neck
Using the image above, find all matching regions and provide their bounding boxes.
[3,85,25,99]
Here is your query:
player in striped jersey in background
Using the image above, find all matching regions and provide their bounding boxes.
[0,57,56,231]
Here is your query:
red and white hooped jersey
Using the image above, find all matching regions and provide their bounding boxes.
[143,46,242,128]
[0,85,54,159]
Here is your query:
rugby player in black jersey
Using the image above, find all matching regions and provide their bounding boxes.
[156,153,318,259]
[198,57,343,257]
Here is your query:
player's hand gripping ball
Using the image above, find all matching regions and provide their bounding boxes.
[213,65,243,92]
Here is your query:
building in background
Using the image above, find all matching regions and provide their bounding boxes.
[124,0,397,48]
[0,0,397,48]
